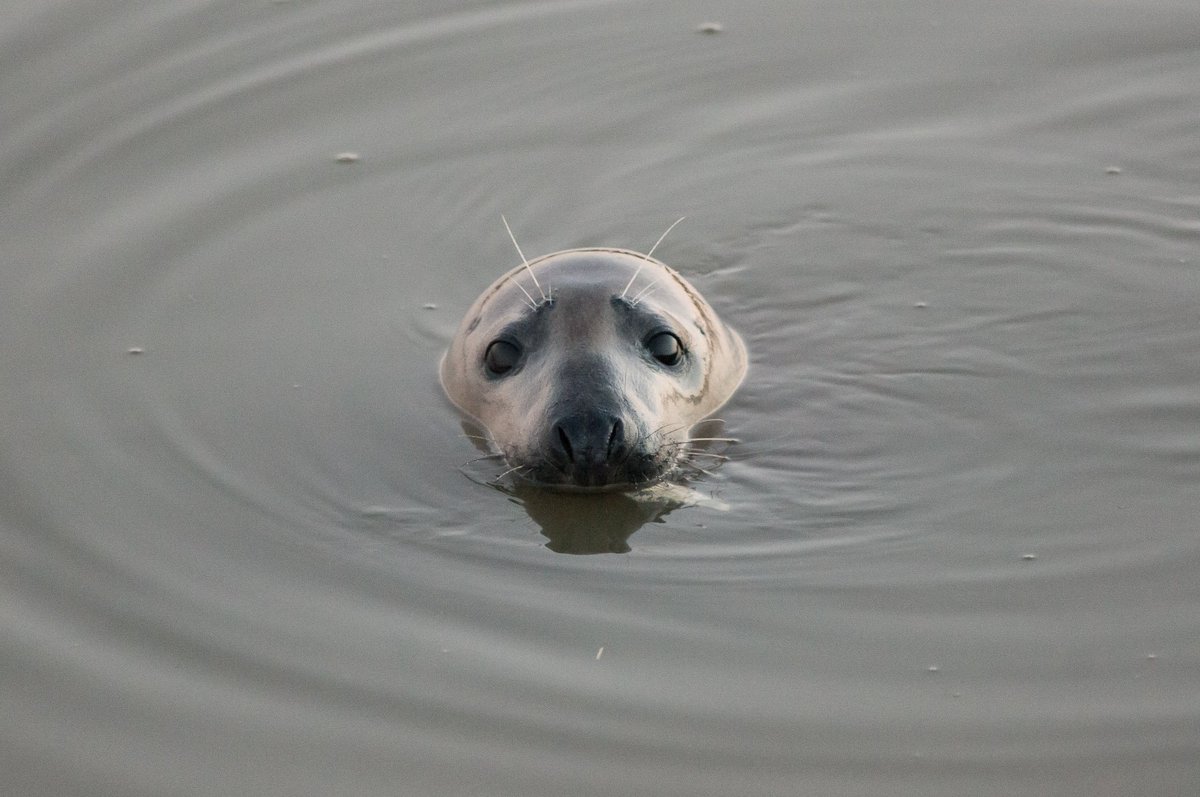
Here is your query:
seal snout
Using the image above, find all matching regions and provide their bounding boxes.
[547,411,632,488]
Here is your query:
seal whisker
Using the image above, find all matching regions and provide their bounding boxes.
[501,215,547,303]
[491,462,532,484]
[464,452,506,463]
[644,216,686,261]
[650,421,688,439]
[684,437,739,444]
[630,283,658,307]
[618,273,638,300]
[684,451,730,462]
[511,278,539,310]
[619,216,686,299]
[681,441,724,453]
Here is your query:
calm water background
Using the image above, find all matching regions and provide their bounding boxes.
[3,1,1199,795]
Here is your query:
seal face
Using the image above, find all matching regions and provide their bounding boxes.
[440,248,747,490]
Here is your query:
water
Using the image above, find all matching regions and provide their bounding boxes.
[3,1,1199,795]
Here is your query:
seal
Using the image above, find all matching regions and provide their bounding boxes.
[440,239,747,490]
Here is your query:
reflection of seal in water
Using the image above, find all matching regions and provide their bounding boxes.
[440,239,747,490]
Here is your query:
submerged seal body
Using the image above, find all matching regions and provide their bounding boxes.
[440,248,747,490]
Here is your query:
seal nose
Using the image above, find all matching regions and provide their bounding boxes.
[550,412,629,487]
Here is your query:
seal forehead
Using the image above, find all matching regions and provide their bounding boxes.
[495,256,703,349]
[535,250,698,314]
[466,249,677,330]
[552,284,619,339]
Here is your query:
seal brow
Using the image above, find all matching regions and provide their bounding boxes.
[620,216,686,299]
[501,215,547,303]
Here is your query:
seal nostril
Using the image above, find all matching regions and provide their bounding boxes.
[556,425,575,463]
[607,418,624,458]
[549,413,636,486]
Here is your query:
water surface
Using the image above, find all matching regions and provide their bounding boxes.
[3,1,1199,795]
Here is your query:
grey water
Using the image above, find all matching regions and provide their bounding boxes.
[3,1,1199,795]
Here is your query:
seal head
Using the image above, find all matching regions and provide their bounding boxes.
[440,248,747,490]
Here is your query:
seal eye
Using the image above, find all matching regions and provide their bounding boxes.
[646,331,683,367]
[484,340,521,376]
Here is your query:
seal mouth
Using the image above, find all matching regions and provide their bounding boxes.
[497,438,679,492]
[524,451,677,492]
[478,431,733,494]
[517,477,668,494]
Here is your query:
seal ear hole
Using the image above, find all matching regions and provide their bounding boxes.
[646,331,683,367]
[484,340,522,376]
